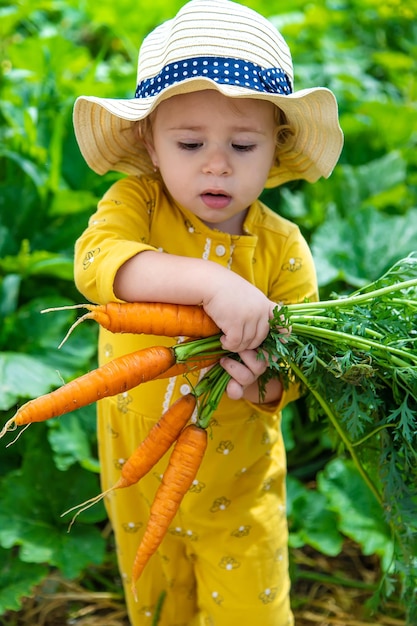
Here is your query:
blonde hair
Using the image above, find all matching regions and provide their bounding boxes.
[136,116,152,146]
[272,107,295,164]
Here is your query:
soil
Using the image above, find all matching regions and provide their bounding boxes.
[2,542,406,626]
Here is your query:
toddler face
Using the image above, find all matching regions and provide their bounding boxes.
[145,90,277,234]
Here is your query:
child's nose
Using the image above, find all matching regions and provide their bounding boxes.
[202,145,231,176]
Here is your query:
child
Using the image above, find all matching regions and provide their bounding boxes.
[72,0,343,624]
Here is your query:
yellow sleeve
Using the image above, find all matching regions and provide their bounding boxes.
[270,226,318,306]
[74,176,159,304]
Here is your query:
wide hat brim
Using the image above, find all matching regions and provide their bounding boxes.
[73,78,343,187]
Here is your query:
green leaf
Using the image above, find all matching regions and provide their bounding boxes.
[337,152,407,212]
[312,206,417,288]
[0,352,62,411]
[4,295,98,381]
[47,407,100,472]
[28,256,74,280]
[357,101,417,151]
[49,188,98,216]
[0,246,73,281]
[0,274,21,319]
[317,458,393,567]
[0,6,21,37]
[0,428,106,579]
[0,547,47,614]
[386,394,417,444]
[0,150,48,198]
[287,476,344,556]
[282,404,296,452]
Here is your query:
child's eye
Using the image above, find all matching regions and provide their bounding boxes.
[178,142,202,150]
[232,144,256,152]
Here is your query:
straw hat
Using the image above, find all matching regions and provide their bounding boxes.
[73,0,343,187]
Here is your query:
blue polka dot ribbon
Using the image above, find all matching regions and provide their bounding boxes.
[135,56,292,99]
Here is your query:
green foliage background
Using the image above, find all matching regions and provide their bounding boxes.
[0,0,416,621]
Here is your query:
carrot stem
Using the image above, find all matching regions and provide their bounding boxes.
[193,362,232,428]
[285,277,417,313]
[173,335,225,362]
[289,360,382,506]
[151,590,167,626]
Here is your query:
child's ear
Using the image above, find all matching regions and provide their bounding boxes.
[144,138,159,169]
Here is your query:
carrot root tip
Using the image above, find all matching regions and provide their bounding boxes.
[62,488,113,530]
[0,418,19,440]
[5,423,31,446]
[41,304,91,314]
[57,313,91,349]
[41,304,95,348]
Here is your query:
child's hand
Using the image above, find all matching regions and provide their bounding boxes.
[114,252,278,352]
[220,350,282,404]
[202,275,276,353]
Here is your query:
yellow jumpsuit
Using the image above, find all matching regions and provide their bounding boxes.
[74,175,318,626]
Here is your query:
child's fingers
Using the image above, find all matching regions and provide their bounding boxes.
[220,357,255,388]
[221,349,279,403]
[220,349,267,386]
[225,377,245,400]
[220,356,254,400]
[220,318,270,353]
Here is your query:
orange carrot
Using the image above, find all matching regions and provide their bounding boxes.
[42,302,219,347]
[0,346,175,438]
[131,424,208,598]
[118,394,197,487]
[62,394,197,525]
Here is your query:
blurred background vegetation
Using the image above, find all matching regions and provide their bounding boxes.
[0,0,416,623]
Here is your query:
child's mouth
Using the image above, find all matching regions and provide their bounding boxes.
[201,192,231,210]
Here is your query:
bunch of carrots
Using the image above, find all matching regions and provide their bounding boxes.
[0,302,233,598]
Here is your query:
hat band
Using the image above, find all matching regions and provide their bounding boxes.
[135,56,292,99]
